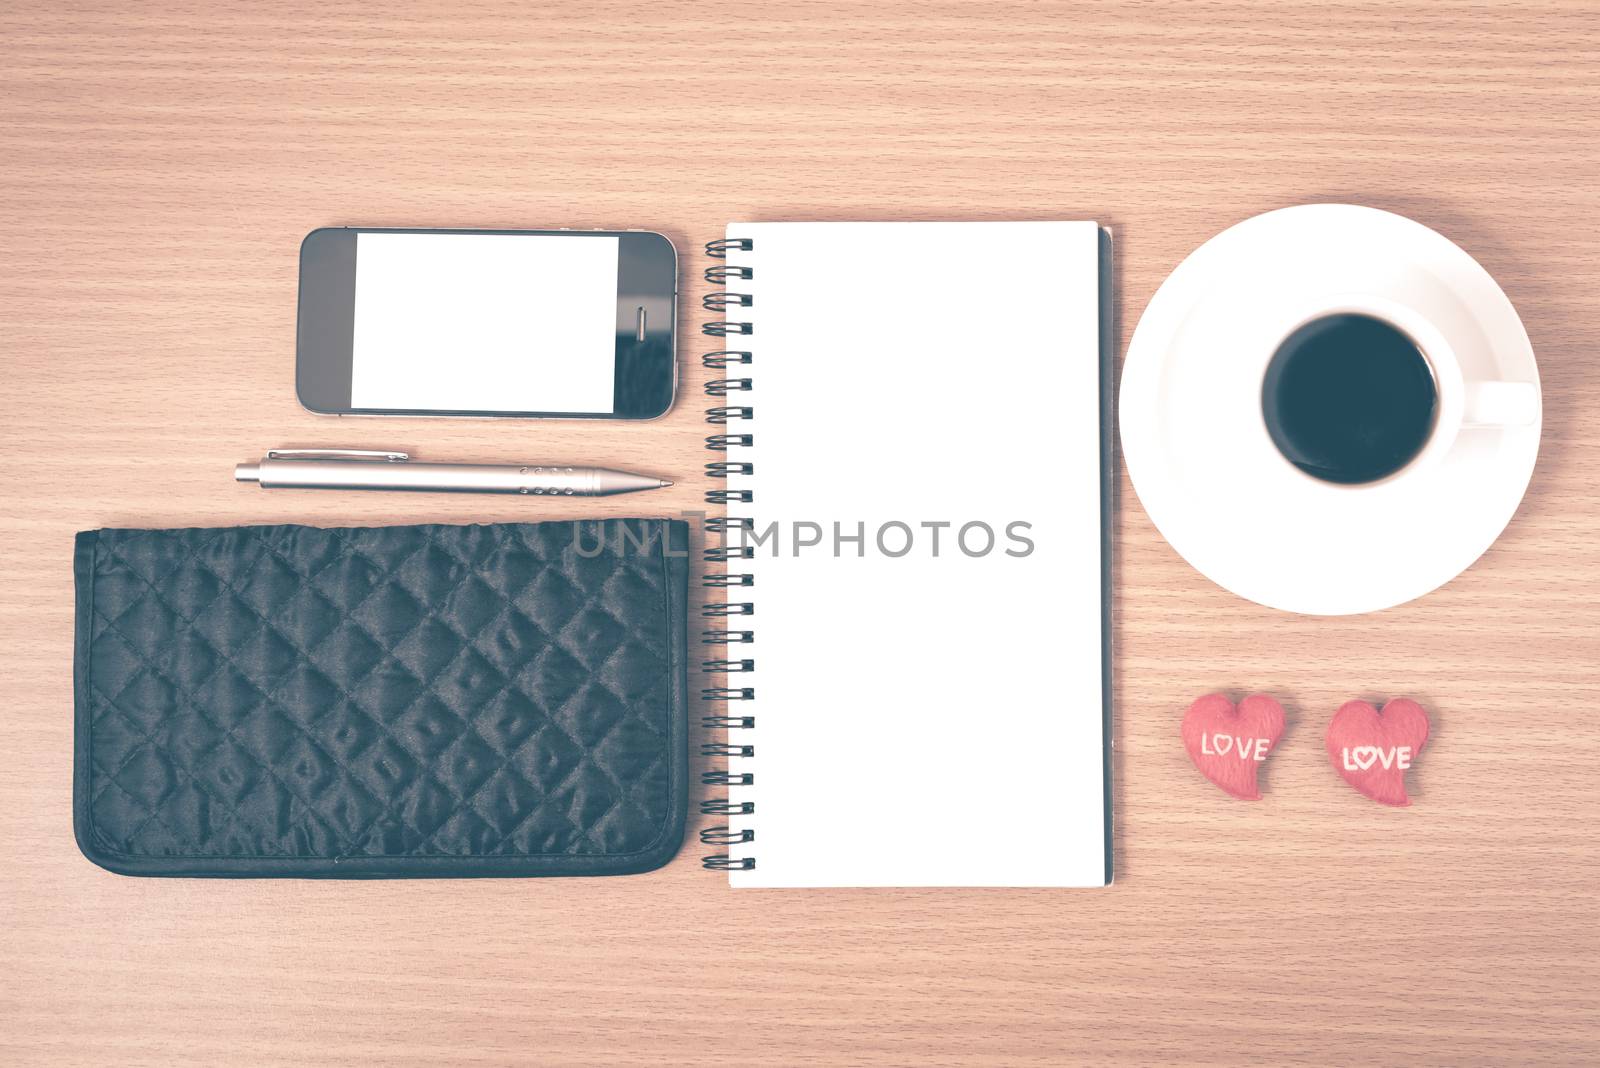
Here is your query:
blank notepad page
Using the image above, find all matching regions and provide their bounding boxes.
[715,221,1109,887]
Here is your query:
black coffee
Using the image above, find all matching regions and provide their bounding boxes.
[1261,313,1438,484]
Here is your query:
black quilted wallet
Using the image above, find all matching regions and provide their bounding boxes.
[73,519,688,877]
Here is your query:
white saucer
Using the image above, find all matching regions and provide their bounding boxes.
[1119,205,1542,615]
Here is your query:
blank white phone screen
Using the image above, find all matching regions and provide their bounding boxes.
[350,232,619,413]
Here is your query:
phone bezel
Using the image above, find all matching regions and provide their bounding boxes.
[295,226,678,420]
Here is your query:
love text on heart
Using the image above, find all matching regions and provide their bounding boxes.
[1199,734,1272,761]
[1341,745,1413,772]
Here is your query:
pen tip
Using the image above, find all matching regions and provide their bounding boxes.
[660,479,673,488]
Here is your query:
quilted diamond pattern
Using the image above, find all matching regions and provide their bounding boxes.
[73,519,688,877]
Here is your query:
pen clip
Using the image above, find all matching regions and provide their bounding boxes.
[266,449,410,462]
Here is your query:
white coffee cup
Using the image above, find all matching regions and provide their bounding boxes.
[1258,292,1539,489]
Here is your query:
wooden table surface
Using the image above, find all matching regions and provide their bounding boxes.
[4,2,1598,1064]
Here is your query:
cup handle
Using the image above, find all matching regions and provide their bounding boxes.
[1463,380,1539,427]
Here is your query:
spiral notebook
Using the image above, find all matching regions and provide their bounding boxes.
[699,222,1112,887]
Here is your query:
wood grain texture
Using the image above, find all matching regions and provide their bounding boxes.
[3,2,1598,1064]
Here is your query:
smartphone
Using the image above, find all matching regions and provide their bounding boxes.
[296,227,677,419]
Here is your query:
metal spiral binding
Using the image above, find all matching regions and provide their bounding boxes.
[705,238,752,258]
[700,630,753,645]
[703,855,753,870]
[700,237,758,873]
[700,827,754,845]
[702,800,754,815]
[703,770,752,786]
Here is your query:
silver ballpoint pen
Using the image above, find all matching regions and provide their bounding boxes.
[235,449,673,497]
